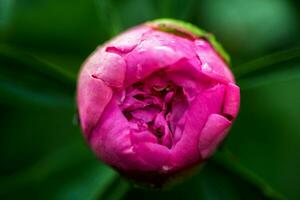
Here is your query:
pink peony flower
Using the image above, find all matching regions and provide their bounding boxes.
[77,19,240,185]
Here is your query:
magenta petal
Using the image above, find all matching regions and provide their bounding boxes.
[166,58,205,100]
[223,83,240,119]
[131,130,157,144]
[195,39,234,82]
[134,142,171,171]
[198,114,231,158]
[92,52,126,88]
[201,63,230,84]
[89,99,156,171]
[131,109,159,122]
[124,34,182,85]
[170,84,226,169]
[161,131,172,149]
[77,72,112,136]
[106,26,151,53]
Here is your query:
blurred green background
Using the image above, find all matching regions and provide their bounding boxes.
[1,0,300,199]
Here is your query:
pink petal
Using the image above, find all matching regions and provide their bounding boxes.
[92,52,126,88]
[77,72,112,137]
[106,26,151,53]
[90,99,139,170]
[124,39,180,85]
[134,142,171,171]
[223,83,240,120]
[131,109,159,122]
[170,84,226,169]
[130,130,157,144]
[201,62,229,84]
[198,114,231,158]
[195,39,234,82]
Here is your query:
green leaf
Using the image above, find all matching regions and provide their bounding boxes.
[157,0,197,19]
[226,77,300,199]
[0,138,120,200]
[0,0,14,29]
[234,48,300,90]
[0,141,88,193]
[94,0,123,37]
[212,150,286,200]
[99,177,130,200]
[53,164,118,200]
[0,0,104,56]
[0,44,76,107]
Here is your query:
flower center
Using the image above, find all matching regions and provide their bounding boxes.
[119,74,188,148]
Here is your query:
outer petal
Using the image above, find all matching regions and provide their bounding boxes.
[223,83,240,119]
[89,98,147,170]
[170,84,226,169]
[77,71,112,137]
[123,37,180,85]
[133,142,171,171]
[201,62,230,84]
[90,98,168,171]
[92,51,126,88]
[198,114,231,158]
[194,39,234,82]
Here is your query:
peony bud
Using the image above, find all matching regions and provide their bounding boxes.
[77,19,240,186]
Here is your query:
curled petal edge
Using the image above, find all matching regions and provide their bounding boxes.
[198,113,231,158]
